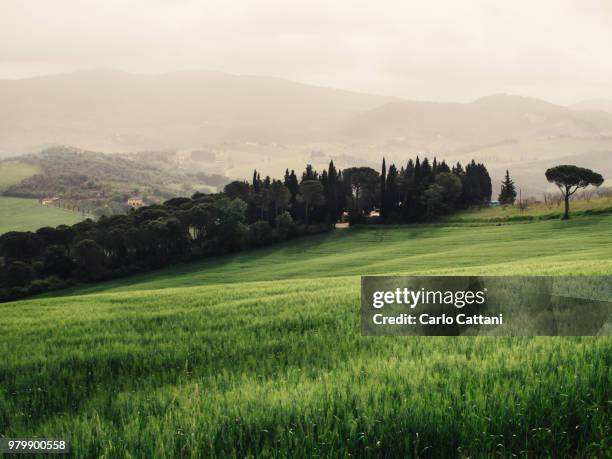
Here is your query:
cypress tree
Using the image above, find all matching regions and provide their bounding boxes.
[302,164,316,181]
[327,161,339,222]
[480,163,493,202]
[401,159,416,221]
[380,158,387,217]
[321,170,328,189]
[252,170,260,192]
[438,160,450,173]
[386,164,399,216]
[421,157,432,184]
[287,170,300,219]
[498,170,517,205]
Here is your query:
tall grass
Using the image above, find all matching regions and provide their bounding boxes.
[1,216,611,457]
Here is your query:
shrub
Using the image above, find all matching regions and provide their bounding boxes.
[72,239,106,281]
[276,212,294,240]
[248,221,274,247]
[2,261,36,288]
[43,245,74,278]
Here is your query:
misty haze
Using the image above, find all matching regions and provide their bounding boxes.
[1,0,611,197]
[1,68,611,196]
[1,2,611,458]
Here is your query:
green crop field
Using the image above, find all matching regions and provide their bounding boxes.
[0,197,88,234]
[1,215,611,457]
[448,196,612,222]
[0,161,40,191]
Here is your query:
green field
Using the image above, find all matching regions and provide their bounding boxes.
[448,196,612,222]
[0,161,40,191]
[0,197,88,234]
[1,215,611,457]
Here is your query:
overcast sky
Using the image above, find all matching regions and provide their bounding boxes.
[1,0,611,104]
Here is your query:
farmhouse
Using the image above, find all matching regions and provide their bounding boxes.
[41,196,59,205]
[127,197,144,208]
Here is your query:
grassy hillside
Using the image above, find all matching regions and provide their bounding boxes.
[0,197,88,234]
[0,161,40,191]
[1,215,611,457]
[2,148,228,214]
[448,196,612,222]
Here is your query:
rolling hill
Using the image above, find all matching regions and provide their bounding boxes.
[338,95,612,195]
[341,94,612,147]
[3,70,612,154]
[0,147,228,215]
[1,212,611,456]
[571,98,612,114]
[2,70,611,197]
[0,69,395,153]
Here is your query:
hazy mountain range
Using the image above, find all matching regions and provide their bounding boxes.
[0,69,395,153]
[344,94,612,147]
[0,69,610,194]
[2,69,612,152]
[570,99,612,114]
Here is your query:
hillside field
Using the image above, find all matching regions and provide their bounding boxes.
[1,215,611,457]
[0,197,88,234]
[448,195,612,223]
[0,161,40,191]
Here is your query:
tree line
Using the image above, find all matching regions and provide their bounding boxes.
[0,156,491,301]
[238,156,491,227]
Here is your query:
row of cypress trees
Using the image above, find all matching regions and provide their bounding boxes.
[234,156,492,227]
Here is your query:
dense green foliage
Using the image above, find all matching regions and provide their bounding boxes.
[0,215,610,457]
[1,155,489,301]
[0,197,87,234]
[0,191,330,301]
[239,156,491,229]
[5,147,175,199]
[379,158,492,222]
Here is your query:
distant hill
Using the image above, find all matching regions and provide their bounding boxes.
[570,98,612,114]
[3,147,174,198]
[341,94,612,147]
[2,69,611,153]
[0,69,395,153]
[5,70,611,155]
[1,71,610,197]
[1,147,228,215]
